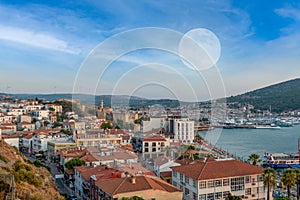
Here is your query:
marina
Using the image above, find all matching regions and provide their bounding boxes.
[199,125,300,160]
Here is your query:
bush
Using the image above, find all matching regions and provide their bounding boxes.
[33,160,43,168]
[0,155,7,163]
[64,158,85,170]
[12,161,42,187]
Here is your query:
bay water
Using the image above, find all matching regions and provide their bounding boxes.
[199,126,300,160]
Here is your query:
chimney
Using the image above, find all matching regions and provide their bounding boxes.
[131,176,136,184]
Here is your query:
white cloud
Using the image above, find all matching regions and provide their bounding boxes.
[0,25,80,54]
[275,7,300,21]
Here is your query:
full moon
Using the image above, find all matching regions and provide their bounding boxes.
[178,28,221,71]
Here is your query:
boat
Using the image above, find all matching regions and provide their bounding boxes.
[255,124,281,129]
[262,152,300,169]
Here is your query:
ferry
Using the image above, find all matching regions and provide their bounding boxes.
[262,152,300,169]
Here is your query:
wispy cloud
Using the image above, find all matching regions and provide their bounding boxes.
[0,25,80,54]
[275,6,300,21]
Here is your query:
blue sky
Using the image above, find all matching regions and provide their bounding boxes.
[0,0,300,101]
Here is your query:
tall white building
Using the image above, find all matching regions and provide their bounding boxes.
[172,118,194,143]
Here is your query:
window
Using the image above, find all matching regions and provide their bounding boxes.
[152,142,156,147]
[246,188,251,195]
[185,176,189,184]
[215,192,222,199]
[199,181,206,189]
[257,175,264,182]
[152,148,156,152]
[145,142,149,147]
[193,180,197,188]
[199,194,206,200]
[215,180,222,187]
[208,180,214,188]
[223,179,229,186]
[230,177,245,191]
[145,148,148,152]
[193,192,197,200]
[185,188,190,195]
[207,193,214,200]
[173,171,177,178]
[223,191,230,198]
[245,176,251,183]
[180,173,183,181]
[173,181,177,187]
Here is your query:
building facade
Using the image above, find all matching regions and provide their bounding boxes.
[172,118,194,143]
[171,159,267,200]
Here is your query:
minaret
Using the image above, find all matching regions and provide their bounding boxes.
[100,99,104,109]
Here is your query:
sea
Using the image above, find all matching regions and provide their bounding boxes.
[199,125,300,161]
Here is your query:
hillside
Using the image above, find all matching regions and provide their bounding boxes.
[228,78,300,112]
[0,140,63,200]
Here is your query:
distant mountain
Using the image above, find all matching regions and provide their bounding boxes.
[5,93,181,108]
[227,78,300,112]
[4,78,300,112]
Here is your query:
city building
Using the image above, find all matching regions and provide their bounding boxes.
[47,140,77,162]
[153,156,181,181]
[94,174,183,200]
[171,118,195,143]
[141,135,168,159]
[171,159,267,200]
[74,165,182,200]
[75,133,122,148]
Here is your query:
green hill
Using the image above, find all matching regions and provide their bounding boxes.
[0,140,63,200]
[227,78,300,113]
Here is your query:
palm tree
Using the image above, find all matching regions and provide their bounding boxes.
[248,153,261,166]
[263,168,277,200]
[295,169,300,200]
[282,169,297,199]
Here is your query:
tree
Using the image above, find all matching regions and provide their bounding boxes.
[282,169,297,199]
[263,168,277,200]
[195,134,203,141]
[248,153,261,166]
[100,122,112,129]
[225,193,241,200]
[187,145,195,150]
[295,169,300,200]
[64,158,85,170]
[43,120,50,127]
[193,153,200,160]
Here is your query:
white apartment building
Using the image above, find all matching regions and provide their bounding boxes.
[171,159,267,200]
[172,118,194,143]
[141,117,167,132]
[32,110,49,120]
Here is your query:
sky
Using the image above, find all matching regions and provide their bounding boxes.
[0,0,300,101]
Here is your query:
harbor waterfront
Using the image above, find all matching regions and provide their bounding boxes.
[199,125,300,160]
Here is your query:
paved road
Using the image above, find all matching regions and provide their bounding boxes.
[22,152,73,196]
[48,162,73,195]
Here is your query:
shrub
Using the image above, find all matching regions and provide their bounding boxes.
[0,155,7,163]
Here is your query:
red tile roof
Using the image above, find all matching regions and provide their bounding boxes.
[171,159,264,180]
[142,136,166,142]
[96,175,181,196]
[160,171,172,178]
[80,154,98,162]
[153,156,171,167]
